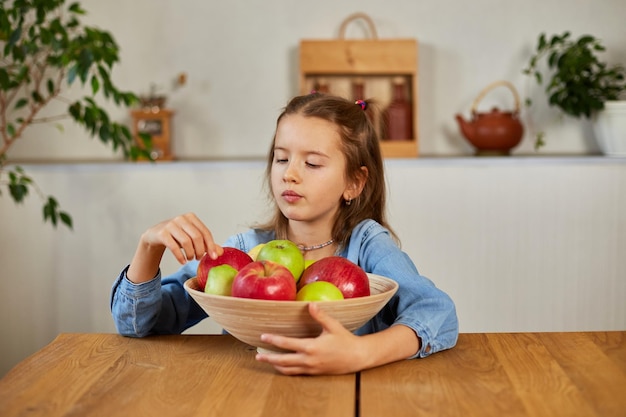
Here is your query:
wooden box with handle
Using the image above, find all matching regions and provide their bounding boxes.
[299,13,418,158]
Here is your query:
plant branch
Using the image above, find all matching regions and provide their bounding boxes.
[1,0,150,229]
[31,114,70,123]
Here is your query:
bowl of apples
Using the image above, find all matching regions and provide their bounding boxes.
[183,240,399,353]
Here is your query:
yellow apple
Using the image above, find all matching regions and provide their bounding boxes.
[296,281,344,301]
[247,243,266,261]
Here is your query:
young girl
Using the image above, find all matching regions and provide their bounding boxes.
[111,92,458,375]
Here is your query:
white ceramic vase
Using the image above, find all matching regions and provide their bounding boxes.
[592,100,626,157]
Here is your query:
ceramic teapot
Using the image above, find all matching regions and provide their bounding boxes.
[456,81,524,155]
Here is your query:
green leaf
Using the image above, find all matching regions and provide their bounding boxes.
[577,35,595,46]
[534,132,546,150]
[97,64,110,82]
[14,98,28,109]
[40,27,52,45]
[538,33,546,50]
[7,168,33,203]
[98,124,110,142]
[120,125,132,140]
[90,75,100,95]
[36,7,46,24]
[138,132,152,147]
[8,26,22,49]
[0,68,9,88]
[9,183,29,203]
[67,64,78,85]
[78,49,93,83]
[47,79,55,94]
[59,212,73,229]
[68,102,82,120]
[67,17,80,28]
[31,91,44,103]
[548,51,558,68]
[43,197,59,226]
[68,3,86,15]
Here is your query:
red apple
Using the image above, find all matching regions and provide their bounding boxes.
[256,239,305,282]
[298,256,370,298]
[196,247,253,291]
[231,260,297,301]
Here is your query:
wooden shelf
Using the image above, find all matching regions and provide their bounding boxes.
[379,140,418,158]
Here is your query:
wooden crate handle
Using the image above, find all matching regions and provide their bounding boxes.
[471,80,521,115]
[338,12,379,39]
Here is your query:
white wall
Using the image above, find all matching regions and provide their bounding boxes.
[2,0,626,376]
[1,158,625,377]
[7,0,626,161]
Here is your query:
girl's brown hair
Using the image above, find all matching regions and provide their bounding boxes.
[257,93,398,249]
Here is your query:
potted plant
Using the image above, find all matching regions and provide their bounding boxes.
[523,31,626,154]
[0,0,151,229]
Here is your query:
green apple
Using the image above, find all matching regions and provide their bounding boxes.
[247,243,266,261]
[296,281,344,301]
[196,247,253,292]
[204,264,238,296]
[256,239,305,282]
[304,259,316,269]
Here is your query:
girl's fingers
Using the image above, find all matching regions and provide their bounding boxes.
[160,233,189,264]
[183,213,219,259]
[258,333,311,354]
[308,303,344,333]
[169,213,217,261]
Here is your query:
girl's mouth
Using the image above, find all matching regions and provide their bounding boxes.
[281,190,302,203]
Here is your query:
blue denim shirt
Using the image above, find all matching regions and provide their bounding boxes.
[110,219,459,358]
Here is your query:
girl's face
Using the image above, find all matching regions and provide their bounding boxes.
[271,114,353,229]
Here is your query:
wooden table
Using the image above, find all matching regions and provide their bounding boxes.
[0,333,355,417]
[1,332,624,417]
[360,332,626,417]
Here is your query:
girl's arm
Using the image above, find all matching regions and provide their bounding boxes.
[111,213,222,336]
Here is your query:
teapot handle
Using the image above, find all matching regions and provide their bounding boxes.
[471,80,521,115]
[338,12,379,39]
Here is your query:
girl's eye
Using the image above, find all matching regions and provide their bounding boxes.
[275,158,288,163]
[305,162,320,168]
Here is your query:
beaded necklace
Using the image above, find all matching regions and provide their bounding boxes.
[297,239,334,252]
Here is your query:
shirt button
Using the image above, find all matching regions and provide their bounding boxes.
[425,344,432,354]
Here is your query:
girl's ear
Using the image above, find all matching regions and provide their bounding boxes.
[344,166,368,201]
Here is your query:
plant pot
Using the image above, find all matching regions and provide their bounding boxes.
[592,101,626,157]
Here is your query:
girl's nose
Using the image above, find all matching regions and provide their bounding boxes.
[283,163,300,183]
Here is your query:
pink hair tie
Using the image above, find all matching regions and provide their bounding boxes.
[355,99,367,110]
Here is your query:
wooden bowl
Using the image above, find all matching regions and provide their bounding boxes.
[183,274,398,353]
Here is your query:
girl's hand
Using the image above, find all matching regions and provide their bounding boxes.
[254,303,366,375]
[141,212,222,264]
[127,213,222,284]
